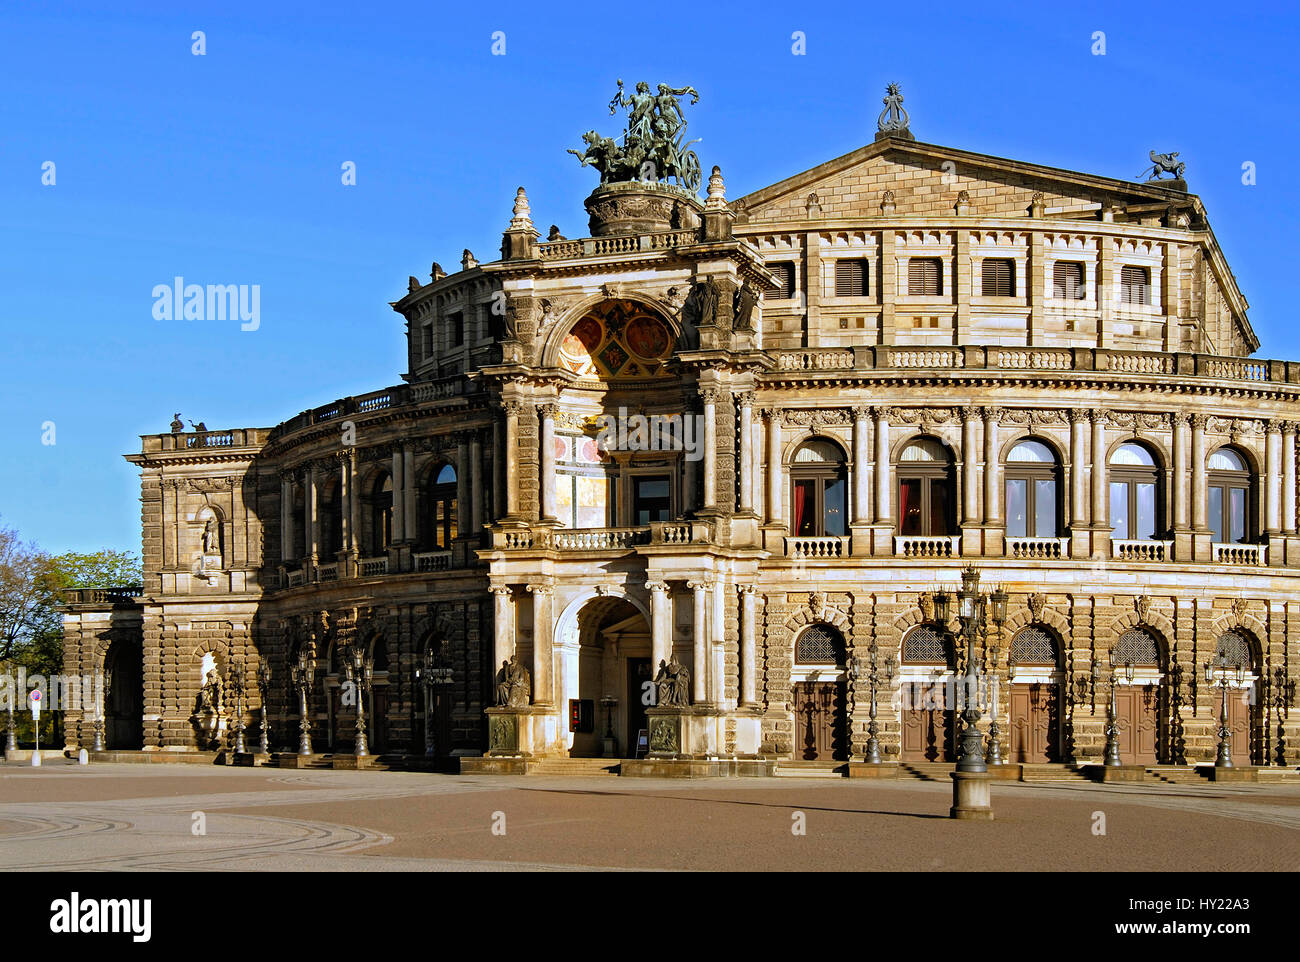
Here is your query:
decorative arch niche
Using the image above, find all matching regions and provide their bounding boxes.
[556,300,675,379]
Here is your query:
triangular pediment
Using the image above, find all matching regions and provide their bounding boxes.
[734,136,1197,226]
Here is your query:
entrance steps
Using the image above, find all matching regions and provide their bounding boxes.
[529,757,621,776]
[1144,765,1208,785]
[1019,763,1092,783]
[774,760,846,778]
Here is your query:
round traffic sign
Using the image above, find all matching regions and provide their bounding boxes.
[29,690,41,703]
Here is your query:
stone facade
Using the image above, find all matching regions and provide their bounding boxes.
[61,113,1300,770]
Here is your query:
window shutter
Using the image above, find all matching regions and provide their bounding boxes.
[1053,262,1085,300]
[981,258,1014,297]
[1121,265,1150,306]
[907,258,941,296]
[834,259,868,296]
[768,262,795,298]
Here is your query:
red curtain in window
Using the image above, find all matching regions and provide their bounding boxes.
[898,481,912,532]
[794,481,807,534]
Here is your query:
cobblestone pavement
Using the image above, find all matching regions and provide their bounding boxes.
[1,761,1297,871]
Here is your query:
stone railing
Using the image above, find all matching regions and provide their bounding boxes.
[649,521,714,544]
[759,346,1300,385]
[787,536,848,560]
[536,230,698,261]
[60,586,143,606]
[359,556,389,576]
[777,349,856,371]
[184,430,236,448]
[552,527,651,550]
[287,567,306,587]
[1005,537,1069,560]
[1111,539,1172,562]
[894,535,961,558]
[415,550,452,572]
[316,563,339,582]
[1212,543,1266,565]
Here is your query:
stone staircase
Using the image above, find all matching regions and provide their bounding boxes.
[1144,765,1208,785]
[528,757,621,776]
[1019,763,1093,783]
[773,760,846,778]
[898,762,954,781]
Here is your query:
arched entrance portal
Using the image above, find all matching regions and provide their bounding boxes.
[563,597,651,758]
[1111,628,1164,766]
[791,624,850,761]
[899,625,956,762]
[104,638,143,749]
[1008,626,1062,763]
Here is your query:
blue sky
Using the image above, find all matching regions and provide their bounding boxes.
[2,1,1298,555]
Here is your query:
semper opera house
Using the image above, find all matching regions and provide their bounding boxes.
[61,84,1300,779]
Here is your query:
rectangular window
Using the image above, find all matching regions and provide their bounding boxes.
[1229,487,1246,543]
[929,481,951,536]
[907,258,942,296]
[823,478,846,536]
[422,323,433,357]
[981,258,1015,297]
[1136,482,1156,539]
[633,476,671,524]
[834,259,868,297]
[1110,481,1129,539]
[1006,479,1027,538]
[899,478,923,536]
[1209,486,1224,543]
[1121,265,1151,306]
[1034,479,1056,538]
[448,312,464,347]
[1053,262,1085,300]
[768,261,796,299]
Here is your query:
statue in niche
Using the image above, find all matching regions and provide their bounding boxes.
[495,656,531,708]
[654,655,691,707]
[733,277,758,332]
[201,517,219,555]
[199,668,223,716]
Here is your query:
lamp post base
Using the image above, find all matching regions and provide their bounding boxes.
[949,771,994,820]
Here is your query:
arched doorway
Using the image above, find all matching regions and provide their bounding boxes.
[562,596,651,758]
[791,624,850,761]
[1008,626,1061,763]
[899,624,956,762]
[104,638,142,749]
[1111,627,1163,765]
[326,634,392,754]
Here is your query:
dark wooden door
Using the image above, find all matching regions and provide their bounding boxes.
[369,686,389,753]
[626,658,651,758]
[901,706,955,762]
[105,642,143,750]
[1009,683,1059,763]
[792,680,849,761]
[1114,687,1159,765]
[1225,686,1254,767]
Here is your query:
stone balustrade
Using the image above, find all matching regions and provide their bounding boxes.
[359,556,389,576]
[786,536,849,559]
[894,535,961,558]
[1005,537,1070,560]
[415,550,452,572]
[1111,539,1173,562]
[1212,543,1266,565]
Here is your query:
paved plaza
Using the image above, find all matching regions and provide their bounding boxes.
[0,761,1297,871]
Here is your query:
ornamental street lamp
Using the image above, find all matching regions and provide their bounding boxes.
[1204,654,1246,768]
[290,647,315,756]
[949,566,1007,774]
[92,667,106,752]
[256,661,272,756]
[1103,651,1134,767]
[416,649,455,759]
[228,660,248,755]
[4,663,17,753]
[860,642,897,764]
[344,645,375,757]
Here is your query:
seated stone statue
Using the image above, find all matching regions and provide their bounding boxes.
[495,656,531,708]
[653,655,690,708]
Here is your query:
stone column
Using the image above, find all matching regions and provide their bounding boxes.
[873,406,892,523]
[338,453,352,552]
[961,406,980,525]
[391,445,405,545]
[689,580,709,704]
[403,443,416,541]
[765,408,782,524]
[455,433,471,539]
[539,403,557,522]
[1090,411,1107,529]
[527,584,554,706]
[1069,410,1087,528]
[306,462,320,563]
[1265,420,1283,539]
[739,585,757,707]
[702,390,718,510]
[503,401,521,517]
[738,393,755,513]
[1172,413,1189,530]
[280,474,294,562]
[983,407,1001,524]
[493,416,505,521]
[853,406,871,523]
[490,585,514,672]
[469,431,484,537]
[348,455,361,553]
[647,581,670,669]
[1190,414,1207,530]
[712,580,725,706]
[1284,423,1297,535]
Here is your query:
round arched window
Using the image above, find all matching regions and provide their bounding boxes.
[1010,626,1059,667]
[1207,448,1251,545]
[898,439,954,537]
[791,440,847,537]
[1006,439,1060,538]
[1113,628,1160,667]
[1214,631,1254,672]
[901,625,954,668]
[795,624,845,666]
[1109,443,1161,540]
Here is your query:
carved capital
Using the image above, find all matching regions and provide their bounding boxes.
[489,584,512,597]
[738,584,757,597]
[686,580,710,592]
[1189,413,1208,430]
[1089,409,1109,425]
[502,400,525,418]
[960,405,980,422]
[701,388,724,405]
[1068,409,1090,425]
[736,391,757,408]
[645,580,670,594]
[983,406,1004,423]
[525,583,554,596]
[537,403,559,420]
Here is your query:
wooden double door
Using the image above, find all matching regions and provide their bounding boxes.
[1009,683,1060,763]
[1223,686,1255,767]
[792,680,850,761]
[1113,686,1160,766]
[901,703,956,762]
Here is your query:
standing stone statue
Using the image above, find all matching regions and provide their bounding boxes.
[733,278,759,332]
[201,518,219,555]
[199,669,223,716]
